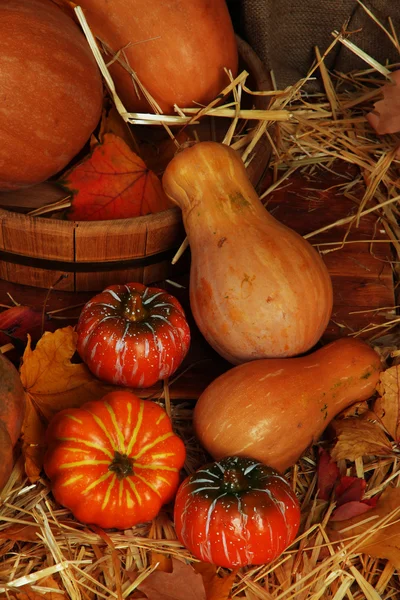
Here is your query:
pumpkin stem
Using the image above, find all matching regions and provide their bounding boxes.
[123,291,148,322]
[109,451,134,480]
[222,469,249,493]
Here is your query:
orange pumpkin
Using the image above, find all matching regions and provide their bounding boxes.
[162,141,333,364]
[0,353,26,490]
[0,0,103,190]
[75,0,238,113]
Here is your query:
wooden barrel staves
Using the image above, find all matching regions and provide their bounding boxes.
[0,38,271,292]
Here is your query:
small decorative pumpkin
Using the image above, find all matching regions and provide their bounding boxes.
[174,456,300,568]
[162,141,333,364]
[76,282,191,388]
[44,391,186,529]
[0,353,26,490]
[193,337,381,472]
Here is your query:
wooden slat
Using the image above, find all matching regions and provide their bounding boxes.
[0,210,74,261]
[4,264,74,292]
[265,170,395,342]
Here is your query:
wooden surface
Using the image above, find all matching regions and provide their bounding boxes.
[0,167,395,398]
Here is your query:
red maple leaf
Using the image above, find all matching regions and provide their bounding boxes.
[62,133,173,221]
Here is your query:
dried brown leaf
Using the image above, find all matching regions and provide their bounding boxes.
[328,487,400,568]
[330,411,392,462]
[138,558,206,600]
[367,71,400,134]
[374,365,400,440]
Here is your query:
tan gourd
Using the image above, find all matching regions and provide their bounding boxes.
[162,141,333,364]
[193,337,381,472]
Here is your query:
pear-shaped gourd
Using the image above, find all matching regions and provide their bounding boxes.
[162,141,333,364]
[193,337,381,472]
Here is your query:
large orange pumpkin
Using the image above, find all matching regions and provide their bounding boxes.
[0,353,26,490]
[75,0,238,114]
[0,0,103,190]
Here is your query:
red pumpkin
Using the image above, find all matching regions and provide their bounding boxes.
[76,283,191,388]
[0,0,103,190]
[44,391,186,529]
[174,456,300,568]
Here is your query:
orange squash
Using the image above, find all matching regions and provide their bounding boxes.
[75,0,238,114]
[0,0,103,190]
[162,141,333,364]
[0,353,26,490]
[193,337,381,472]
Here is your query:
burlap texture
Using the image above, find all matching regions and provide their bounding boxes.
[240,0,400,88]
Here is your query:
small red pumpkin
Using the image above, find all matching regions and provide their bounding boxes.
[76,283,191,388]
[44,391,186,529]
[174,456,301,568]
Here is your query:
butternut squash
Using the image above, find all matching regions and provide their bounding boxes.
[193,337,381,472]
[162,141,333,364]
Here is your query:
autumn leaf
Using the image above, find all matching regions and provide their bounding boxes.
[328,486,400,568]
[62,133,173,221]
[0,305,56,348]
[20,326,114,481]
[316,448,340,500]
[194,562,237,600]
[137,558,206,600]
[99,103,141,155]
[373,365,400,440]
[330,411,393,462]
[367,71,400,135]
[11,576,63,600]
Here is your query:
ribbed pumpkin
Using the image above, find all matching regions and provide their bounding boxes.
[75,0,238,113]
[0,353,26,490]
[162,141,333,364]
[0,0,103,190]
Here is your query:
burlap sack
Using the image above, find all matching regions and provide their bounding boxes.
[236,0,399,88]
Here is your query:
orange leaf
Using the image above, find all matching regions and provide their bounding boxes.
[374,365,400,440]
[62,133,173,220]
[137,558,206,600]
[194,562,237,600]
[330,411,393,463]
[12,576,63,600]
[19,327,114,481]
[328,487,400,568]
[367,71,400,135]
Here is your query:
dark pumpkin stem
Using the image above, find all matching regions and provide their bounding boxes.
[123,291,148,322]
[109,451,134,480]
[222,469,249,493]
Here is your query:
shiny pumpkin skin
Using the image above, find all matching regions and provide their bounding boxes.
[174,456,300,568]
[162,141,333,364]
[0,353,26,489]
[44,391,186,529]
[76,283,191,388]
[75,0,238,113]
[193,338,381,472]
[0,0,103,189]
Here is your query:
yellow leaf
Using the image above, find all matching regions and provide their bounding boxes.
[330,411,393,462]
[328,487,400,569]
[20,327,114,481]
[374,365,400,440]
